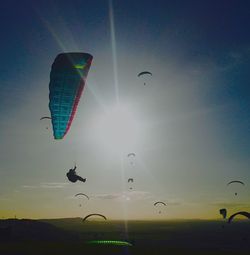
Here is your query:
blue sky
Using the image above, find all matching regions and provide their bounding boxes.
[0,0,250,219]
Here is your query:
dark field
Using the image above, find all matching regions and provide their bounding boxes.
[0,218,250,255]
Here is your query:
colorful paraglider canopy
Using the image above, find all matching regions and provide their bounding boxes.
[82,214,107,222]
[228,211,250,223]
[219,208,227,219]
[86,240,132,246]
[49,52,93,139]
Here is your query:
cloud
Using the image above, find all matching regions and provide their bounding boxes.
[22,185,37,189]
[22,183,69,189]
[94,191,153,201]
[40,182,69,189]
[210,202,250,209]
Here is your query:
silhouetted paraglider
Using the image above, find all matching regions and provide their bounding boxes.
[228,211,250,223]
[66,165,86,183]
[128,178,134,190]
[137,71,152,85]
[82,214,107,222]
[219,208,227,219]
[40,116,51,130]
[227,180,245,196]
[154,201,166,214]
[127,153,136,166]
[75,193,89,207]
[49,52,93,139]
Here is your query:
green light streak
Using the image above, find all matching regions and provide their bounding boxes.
[74,64,85,69]
[86,240,132,246]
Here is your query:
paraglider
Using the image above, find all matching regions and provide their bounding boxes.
[82,214,107,222]
[228,211,250,223]
[75,193,89,207]
[137,71,152,85]
[75,193,89,200]
[219,208,227,219]
[127,153,136,166]
[40,116,51,130]
[128,178,134,190]
[154,201,167,214]
[40,117,51,120]
[66,165,86,183]
[227,180,245,196]
[49,52,93,139]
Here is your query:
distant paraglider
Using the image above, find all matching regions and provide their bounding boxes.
[49,52,93,139]
[154,201,167,214]
[137,71,152,85]
[228,211,250,223]
[82,214,107,222]
[128,178,134,190]
[219,208,227,219]
[75,193,89,200]
[40,116,51,130]
[66,165,86,183]
[40,117,51,120]
[127,153,136,166]
[227,180,245,196]
[75,193,89,207]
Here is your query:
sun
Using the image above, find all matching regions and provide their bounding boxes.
[93,104,142,154]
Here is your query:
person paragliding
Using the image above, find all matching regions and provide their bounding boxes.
[66,164,86,183]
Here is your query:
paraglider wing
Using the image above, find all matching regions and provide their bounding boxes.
[154,201,167,206]
[128,178,134,183]
[227,181,245,186]
[40,116,51,120]
[82,214,107,222]
[219,208,227,219]
[127,153,136,158]
[49,52,93,139]
[228,211,250,223]
[137,71,152,77]
[75,193,89,200]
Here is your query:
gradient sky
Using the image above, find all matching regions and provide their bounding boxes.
[0,0,250,220]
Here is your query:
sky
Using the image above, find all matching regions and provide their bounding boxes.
[0,0,250,220]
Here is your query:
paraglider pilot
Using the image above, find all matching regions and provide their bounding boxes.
[66,165,86,183]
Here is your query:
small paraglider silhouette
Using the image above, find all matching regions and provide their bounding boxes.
[137,71,152,85]
[66,165,86,183]
[128,178,134,190]
[219,208,227,219]
[40,116,51,130]
[127,153,136,166]
[75,193,89,207]
[227,180,245,196]
[154,201,166,214]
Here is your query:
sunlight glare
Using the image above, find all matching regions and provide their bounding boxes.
[94,105,141,154]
